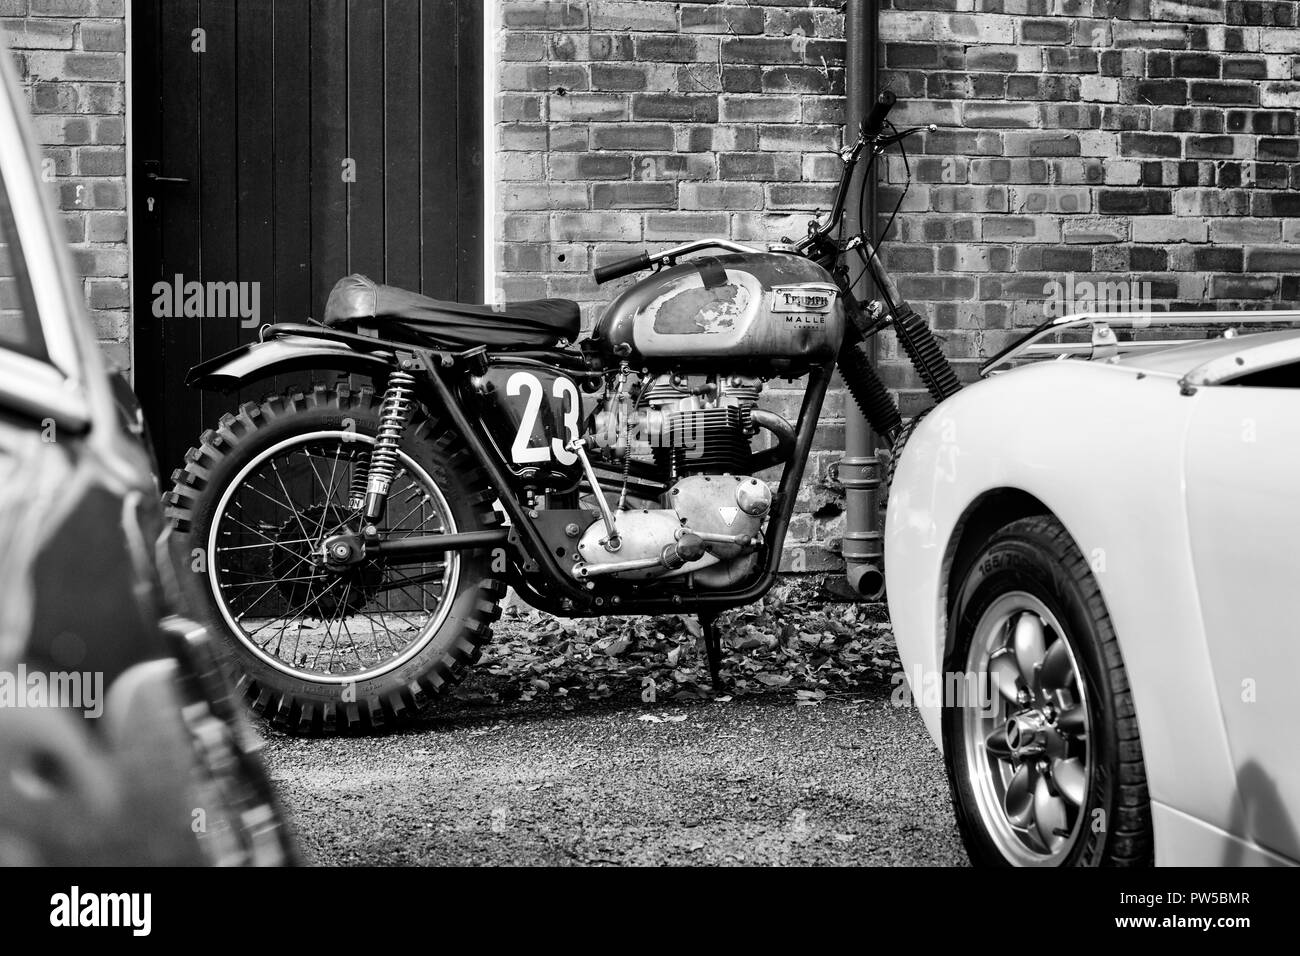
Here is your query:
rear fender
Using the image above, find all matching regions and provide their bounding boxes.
[185,336,394,392]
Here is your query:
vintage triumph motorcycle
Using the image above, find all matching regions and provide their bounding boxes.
[165,92,964,733]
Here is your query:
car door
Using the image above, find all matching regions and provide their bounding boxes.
[0,114,94,651]
[1182,336,1300,863]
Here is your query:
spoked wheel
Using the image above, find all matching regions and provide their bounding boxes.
[166,385,504,734]
[209,432,460,683]
[944,516,1153,866]
[962,593,1090,865]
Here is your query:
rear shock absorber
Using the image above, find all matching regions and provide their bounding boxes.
[348,453,371,514]
[363,370,417,522]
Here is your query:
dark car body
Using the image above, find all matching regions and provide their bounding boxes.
[0,36,292,865]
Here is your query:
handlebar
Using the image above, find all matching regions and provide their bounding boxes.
[592,239,763,284]
[593,252,651,285]
[862,90,896,141]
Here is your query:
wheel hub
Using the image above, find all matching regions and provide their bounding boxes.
[1005,710,1049,757]
[321,533,365,568]
[270,505,381,616]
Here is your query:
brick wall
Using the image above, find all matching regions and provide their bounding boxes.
[495,0,1300,571]
[494,0,851,569]
[3,0,128,372]
[877,0,1300,413]
[9,2,1299,571]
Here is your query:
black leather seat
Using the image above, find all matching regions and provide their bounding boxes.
[323,274,580,348]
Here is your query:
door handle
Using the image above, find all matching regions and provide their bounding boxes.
[147,172,190,185]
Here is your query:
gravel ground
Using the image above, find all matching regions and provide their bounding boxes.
[262,681,968,866]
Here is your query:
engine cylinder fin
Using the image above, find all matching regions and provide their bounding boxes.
[653,407,751,477]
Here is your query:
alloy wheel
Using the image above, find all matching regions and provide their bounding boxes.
[961,591,1092,865]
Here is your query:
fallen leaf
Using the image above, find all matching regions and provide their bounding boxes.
[673,681,708,700]
[477,584,899,709]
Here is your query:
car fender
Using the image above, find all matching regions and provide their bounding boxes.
[885,360,1241,844]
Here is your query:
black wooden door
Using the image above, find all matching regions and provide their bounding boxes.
[131,0,484,473]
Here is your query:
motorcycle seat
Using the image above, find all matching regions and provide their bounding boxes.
[323,274,581,349]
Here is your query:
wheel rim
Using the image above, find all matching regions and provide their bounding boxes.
[206,430,461,684]
[962,591,1092,866]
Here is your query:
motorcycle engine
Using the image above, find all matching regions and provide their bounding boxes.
[577,372,776,588]
[642,372,762,477]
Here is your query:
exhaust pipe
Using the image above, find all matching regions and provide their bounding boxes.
[748,408,796,473]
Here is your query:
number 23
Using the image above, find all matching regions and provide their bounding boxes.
[507,372,580,467]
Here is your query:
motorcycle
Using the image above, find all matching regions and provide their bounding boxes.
[164,92,964,733]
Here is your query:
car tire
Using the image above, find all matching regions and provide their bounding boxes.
[943,515,1153,866]
[883,405,932,506]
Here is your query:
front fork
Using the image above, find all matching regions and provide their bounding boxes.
[832,253,964,443]
[837,307,905,446]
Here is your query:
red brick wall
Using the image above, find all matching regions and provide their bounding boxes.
[877,0,1300,413]
[3,0,128,372]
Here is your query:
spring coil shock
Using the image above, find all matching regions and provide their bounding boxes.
[347,453,371,514]
[362,370,417,521]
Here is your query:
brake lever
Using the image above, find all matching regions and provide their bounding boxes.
[874,124,937,149]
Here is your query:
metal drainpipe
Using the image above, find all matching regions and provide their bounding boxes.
[839,0,886,601]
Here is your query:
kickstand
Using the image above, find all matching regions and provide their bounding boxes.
[699,612,724,694]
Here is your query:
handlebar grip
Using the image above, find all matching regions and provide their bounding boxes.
[862,90,897,140]
[594,251,651,285]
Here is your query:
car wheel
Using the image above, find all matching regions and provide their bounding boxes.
[943,515,1153,866]
[883,405,932,500]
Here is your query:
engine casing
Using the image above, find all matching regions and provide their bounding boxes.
[572,474,771,582]
[592,252,845,373]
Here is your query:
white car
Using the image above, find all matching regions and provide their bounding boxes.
[886,311,1300,867]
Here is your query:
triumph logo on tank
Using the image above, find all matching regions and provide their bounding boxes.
[770,285,836,314]
[151,274,262,329]
[0,666,103,718]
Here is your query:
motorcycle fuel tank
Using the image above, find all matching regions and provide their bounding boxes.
[592,252,845,372]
